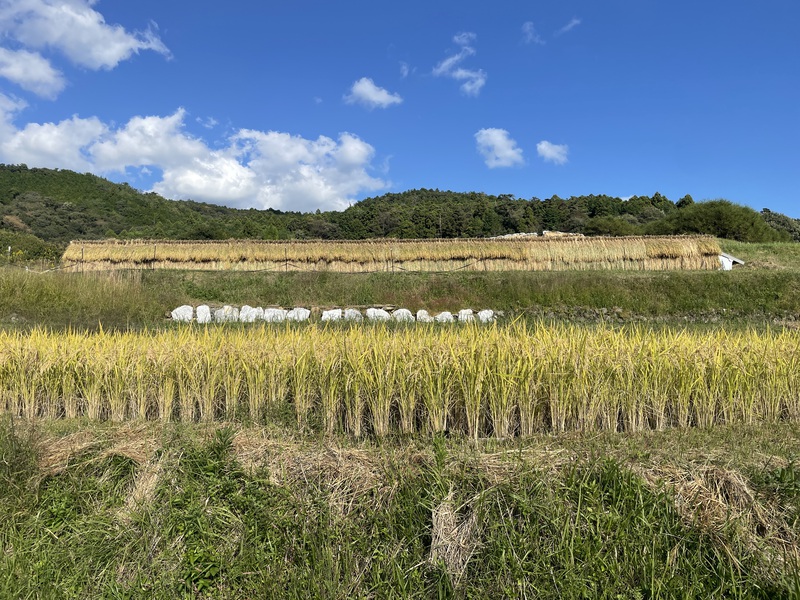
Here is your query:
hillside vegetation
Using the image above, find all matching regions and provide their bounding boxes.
[0,165,795,261]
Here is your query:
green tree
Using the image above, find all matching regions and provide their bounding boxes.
[645,200,788,242]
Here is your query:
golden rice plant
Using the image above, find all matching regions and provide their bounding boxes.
[515,340,547,437]
[358,329,397,437]
[217,332,252,420]
[175,340,202,422]
[105,340,129,422]
[151,338,177,422]
[544,328,580,433]
[78,342,106,420]
[287,329,316,430]
[4,322,800,438]
[393,330,421,435]
[772,335,800,421]
[484,327,520,439]
[418,343,455,434]
[240,342,270,422]
[128,347,154,420]
[342,334,366,437]
[638,339,671,430]
[316,337,344,435]
[451,331,489,439]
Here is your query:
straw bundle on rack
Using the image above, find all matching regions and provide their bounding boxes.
[61,235,722,273]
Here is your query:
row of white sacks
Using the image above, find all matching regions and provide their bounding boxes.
[171,305,496,324]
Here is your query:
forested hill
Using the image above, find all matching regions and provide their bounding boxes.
[0,164,797,259]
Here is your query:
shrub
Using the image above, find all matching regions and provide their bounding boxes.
[645,199,789,242]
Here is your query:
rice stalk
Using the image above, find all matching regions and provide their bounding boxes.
[289,333,316,430]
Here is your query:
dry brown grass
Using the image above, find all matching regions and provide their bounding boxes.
[429,487,481,587]
[233,427,412,517]
[61,235,722,273]
[36,421,159,476]
[636,461,799,578]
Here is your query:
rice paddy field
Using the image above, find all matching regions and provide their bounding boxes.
[61,235,722,273]
[3,323,800,438]
[2,238,800,597]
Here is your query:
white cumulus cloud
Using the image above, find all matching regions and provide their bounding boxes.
[0,47,66,98]
[0,103,387,211]
[433,32,486,96]
[231,130,386,212]
[536,140,569,165]
[344,77,402,109]
[2,113,107,172]
[475,128,524,168]
[91,110,208,171]
[0,0,168,97]
[0,93,28,142]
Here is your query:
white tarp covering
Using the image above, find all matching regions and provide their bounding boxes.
[392,308,415,322]
[287,307,311,322]
[416,309,434,323]
[239,305,263,323]
[196,305,212,324]
[263,308,288,323]
[344,308,363,321]
[477,309,495,323]
[322,308,343,322]
[171,305,194,322]
[457,309,475,323]
[214,305,239,323]
[173,305,500,325]
[366,307,391,321]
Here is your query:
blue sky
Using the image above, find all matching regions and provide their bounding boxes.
[0,1,798,217]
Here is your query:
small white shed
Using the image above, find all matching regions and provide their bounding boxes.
[718,252,744,271]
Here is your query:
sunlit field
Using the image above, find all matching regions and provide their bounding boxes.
[3,322,799,438]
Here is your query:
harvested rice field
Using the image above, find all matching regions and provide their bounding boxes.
[61,235,723,272]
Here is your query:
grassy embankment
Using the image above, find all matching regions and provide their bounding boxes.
[2,416,799,598]
[1,240,799,330]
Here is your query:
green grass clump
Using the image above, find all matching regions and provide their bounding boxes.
[0,269,173,330]
[1,418,798,598]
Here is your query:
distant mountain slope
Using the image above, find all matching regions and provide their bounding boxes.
[0,164,300,244]
[0,164,793,260]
